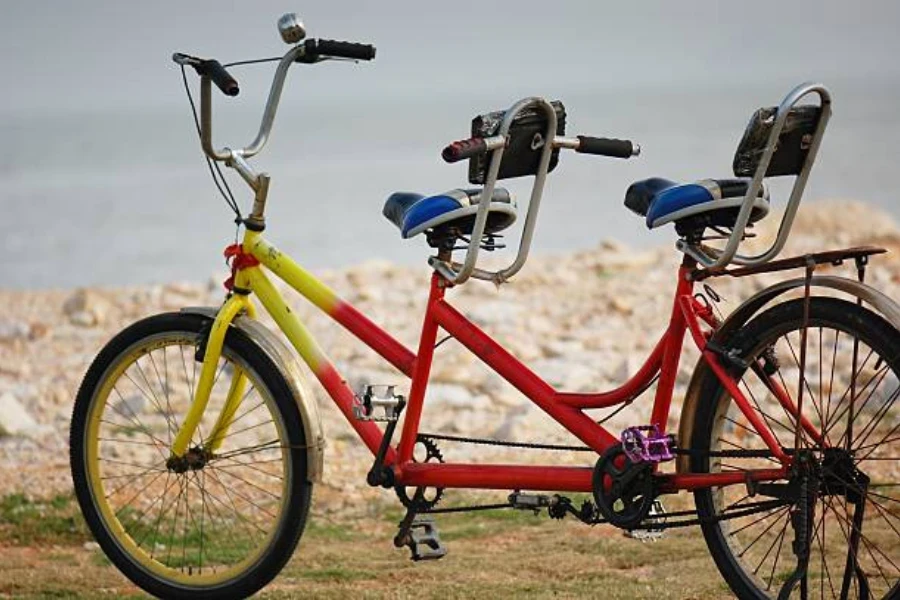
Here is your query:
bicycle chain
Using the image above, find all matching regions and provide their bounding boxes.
[632,498,790,531]
[413,433,785,523]
[417,432,777,459]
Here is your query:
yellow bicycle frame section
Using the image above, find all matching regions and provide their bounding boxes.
[170,230,340,458]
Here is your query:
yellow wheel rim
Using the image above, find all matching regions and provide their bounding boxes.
[84,333,290,588]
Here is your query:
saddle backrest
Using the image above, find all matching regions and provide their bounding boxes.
[732,104,822,179]
[467,101,566,184]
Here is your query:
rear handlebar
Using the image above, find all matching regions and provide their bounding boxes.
[575,136,639,158]
[441,134,640,163]
[435,103,641,285]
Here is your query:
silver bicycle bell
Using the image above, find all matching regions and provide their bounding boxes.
[278,13,306,44]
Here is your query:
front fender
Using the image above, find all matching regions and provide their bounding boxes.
[181,306,325,483]
[676,276,900,474]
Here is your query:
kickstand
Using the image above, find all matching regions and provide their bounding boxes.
[839,482,871,600]
[778,466,816,600]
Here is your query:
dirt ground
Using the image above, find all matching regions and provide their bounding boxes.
[0,492,734,599]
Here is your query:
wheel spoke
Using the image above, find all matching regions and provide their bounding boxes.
[73,325,299,590]
[695,299,899,599]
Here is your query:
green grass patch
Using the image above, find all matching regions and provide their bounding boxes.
[304,519,360,542]
[0,493,89,545]
[296,566,377,582]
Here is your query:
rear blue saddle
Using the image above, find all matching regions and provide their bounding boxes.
[383,188,516,239]
[625,178,769,229]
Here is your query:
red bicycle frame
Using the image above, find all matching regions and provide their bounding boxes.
[307,257,796,495]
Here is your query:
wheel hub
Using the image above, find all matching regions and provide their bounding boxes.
[166,446,212,474]
[819,447,869,503]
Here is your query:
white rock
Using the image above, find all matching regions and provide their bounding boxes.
[490,403,532,441]
[69,310,97,327]
[62,289,109,326]
[466,301,521,327]
[611,354,644,384]
[0,319,31,343]
[0,392,41,437]
[541,339,584,359]
[427,383,491,411]
[83,541,100,552]
[116,394,147,418]
[530,358,598,391]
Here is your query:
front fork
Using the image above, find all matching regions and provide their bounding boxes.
[170,278,256,458]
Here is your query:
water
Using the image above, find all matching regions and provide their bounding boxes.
[3,77,899,290]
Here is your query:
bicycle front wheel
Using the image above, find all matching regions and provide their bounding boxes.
[70,312,312,599]
[691,298,900,599]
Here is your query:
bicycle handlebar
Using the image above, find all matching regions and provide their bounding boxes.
[304,38,376,61]
[173,54,240,97]
[180,34,375,163]
[575,136,639,158]
[197,60,240,97]
[440,134,641,164]
[441,138,488,163]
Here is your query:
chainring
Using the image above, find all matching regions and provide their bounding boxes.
[592,444,656,530]
[395,438,445,510]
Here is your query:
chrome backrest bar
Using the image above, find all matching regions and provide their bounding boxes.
[680,82,832,270]
[430,97,559,285]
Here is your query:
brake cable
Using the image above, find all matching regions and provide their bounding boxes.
[222,57,281,68]
[180,64,243,240]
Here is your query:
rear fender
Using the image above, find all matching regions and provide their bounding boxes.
[676,276,900,474]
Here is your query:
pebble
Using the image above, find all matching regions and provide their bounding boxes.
[0,392,42,438]
[62,288,109,326]
[0,319,31,343]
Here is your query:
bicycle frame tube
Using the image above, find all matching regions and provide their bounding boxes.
[176,231,808,491]
[171,291,253,457]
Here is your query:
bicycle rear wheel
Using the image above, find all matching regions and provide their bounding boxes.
[70,312,311,599]
[691,298,900,599]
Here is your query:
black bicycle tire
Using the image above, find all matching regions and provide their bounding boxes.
[70,312,312,599]
[691,297,900,600]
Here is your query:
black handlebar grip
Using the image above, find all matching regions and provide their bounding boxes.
[315,39,377,60]
[196,59,240,97]
[442,138,488,163]
[576,136,637,158]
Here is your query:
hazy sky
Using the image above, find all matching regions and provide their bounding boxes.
[3,1,900,288]
[3,1,900,115]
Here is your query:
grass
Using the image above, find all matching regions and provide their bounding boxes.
[0,493,89,545]
[0,491,735,599]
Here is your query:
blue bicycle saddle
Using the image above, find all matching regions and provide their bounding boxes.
[383,188,517,239]
[625,178,769,230]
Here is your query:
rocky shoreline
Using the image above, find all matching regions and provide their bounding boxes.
[1,201,898,516]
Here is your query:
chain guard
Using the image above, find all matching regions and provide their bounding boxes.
[395,438,445,510]
[593,444,656,530]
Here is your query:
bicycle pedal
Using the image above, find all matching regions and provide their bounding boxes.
[405,516,447,561]
[353,384,404,422]
[621,425,676,464]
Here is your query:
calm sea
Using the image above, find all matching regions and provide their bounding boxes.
[2,78,899,289]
